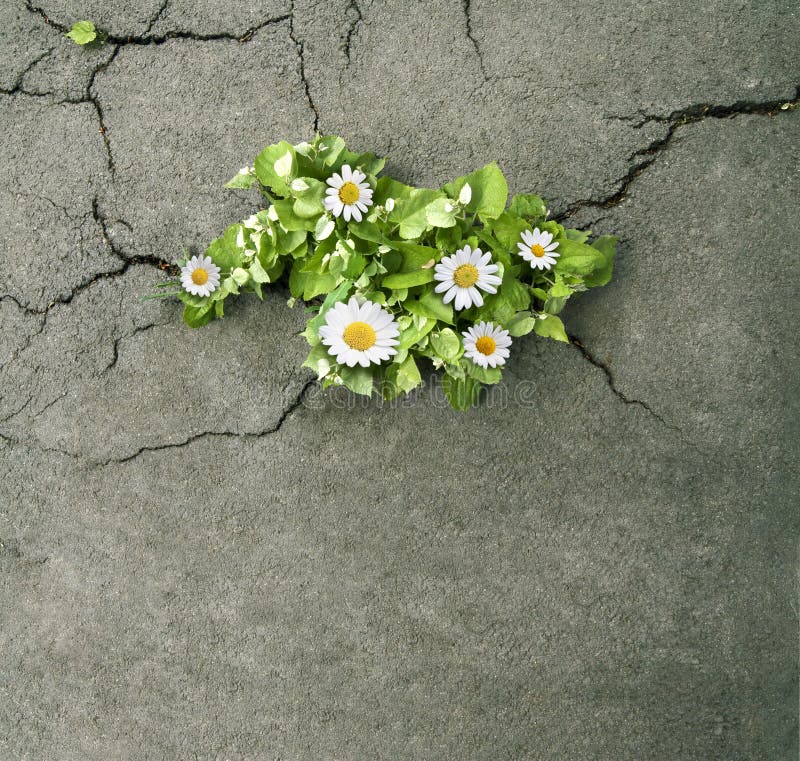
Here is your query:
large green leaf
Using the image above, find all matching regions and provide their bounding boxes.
[583,235,618,287]
[389,188,444,239]
[444,163,508,222]
[254,141,295,195]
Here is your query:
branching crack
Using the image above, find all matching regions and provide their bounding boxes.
[0,377,317,466]
[342,0,363,64]
[24,1,290,45]
[0,46,54,96]
[288,0,320,133]
[102,377,316,465]
[558,88,799,220]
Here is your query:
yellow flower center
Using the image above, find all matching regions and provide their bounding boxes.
[191,268,209,285]
[342,321,377,351]
[453,263,479,288]
[475,336,496,356]
[530,244,546,258]
[338,182,360,205]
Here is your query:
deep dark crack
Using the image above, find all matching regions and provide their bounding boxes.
[462,0,488,80]
[288,0,320,133]
[569,334,678,432]
[101,377,316,465]
[24,0,290,44]
[558,88,799,220]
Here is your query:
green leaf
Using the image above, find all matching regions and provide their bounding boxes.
[444,162,508,222]
[254,141,295,195]
[389,188,443,239]
[442,374,481,411]
[382,355,422,399]
[339,366,374,396]
[490,212,529,251]
[583,235,618,287]
[425,197,458,228]
[533,314,569,343]
[398,316,436,351]
[554,238,605,275]
[224,169,256,189]
[65,20,97,45]
[248,256,271,283]
[206,224,245,271]
[272,198,316,232]
[288,267,339,300]
[509,193,546,219]
[302,344,333,379]
[314,215,335,241]
[504,312,536,337]
[403,289,454,324]
[183,302,214,328]
[381,268,435,290]
[429,328,462,362]
[292,177,326,218]
[465,362,503,385]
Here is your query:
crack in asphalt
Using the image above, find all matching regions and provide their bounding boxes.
[462,0,487,80]
[342,0,363,64]
[0,378,317,466]
[24,0,291,45]
[288,0,320,134]
[557,88,799,220]
[0,46,54,96]
[569,335,678,432]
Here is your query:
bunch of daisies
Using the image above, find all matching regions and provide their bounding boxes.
[157,135,616,410]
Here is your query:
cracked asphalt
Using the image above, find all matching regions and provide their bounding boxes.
[1,1,798,759]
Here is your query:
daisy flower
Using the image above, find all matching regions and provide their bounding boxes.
[318,297,399,368]
[462,321,512,369]
[434,245,502,311]
[517,228,559,270]
[180,254,221,297]
[324,164,374,222]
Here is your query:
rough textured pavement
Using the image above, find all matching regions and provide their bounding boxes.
[1,1,798,759]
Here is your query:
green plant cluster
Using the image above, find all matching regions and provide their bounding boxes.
[155,135,616,410]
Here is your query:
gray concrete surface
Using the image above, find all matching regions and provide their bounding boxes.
[1,1,797,759]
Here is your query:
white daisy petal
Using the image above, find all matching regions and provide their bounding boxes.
[320,297,398,370]
[462,321,512,369]
[433,246,502,310]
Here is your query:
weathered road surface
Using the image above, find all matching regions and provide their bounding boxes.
[1,1,797,759]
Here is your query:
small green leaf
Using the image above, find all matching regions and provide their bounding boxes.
[429,328,462,362]
[403,289,454,324]
[224,168,256,189]
[509,193,546,219]
[442,374,481,411]
[554,238,605,275]
[504,312,536,337]
[533,314,569,343]
[382,269,435,290]
[425,197,458,228]
[583,235,618,287]
[314,215,335,241]
[444,162,508,222]
[339,366,374,396]
[65,20,97,45]
[302,344,333,379]
[183,302,214,328]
